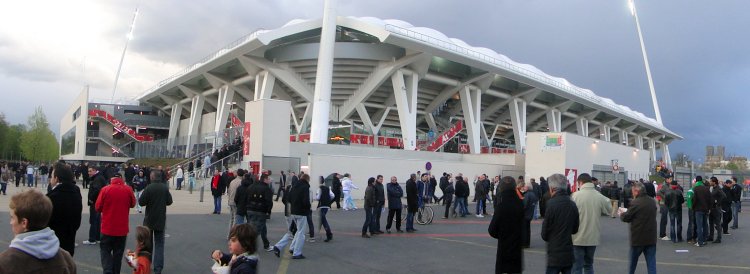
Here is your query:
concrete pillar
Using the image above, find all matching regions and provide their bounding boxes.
[309,0,337,144]
[391,69,418,150]
[649,139,657,162]
[214,85,236,133]
[460,86,481,154]
[662,143,672,169]
[254,71,275,100]
[167,103,182,149]
[509,98,527,154]
[576,118,589,136]
[546,109,562,132]
[600,125,611,142]
[636,135,644,150]
[184,95,205,157]
[620,131,629,146]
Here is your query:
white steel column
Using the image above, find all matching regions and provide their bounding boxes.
[459,86,482,154]
[649,139,657,162]
[636,135,644,150]
[309,0,337,144]
[546,109,562,132]
[509,98,527,153]
[167,102,182,149]
[600,125,611,142]
[662,143,672,169]
[254,71,275,100]
[576,118,589,137]
[214,85,235,132]
[184,95,205,157]
[391,69,418,150]
[620,130,629,145]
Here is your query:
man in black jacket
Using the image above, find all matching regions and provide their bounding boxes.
[139,169,173,274]
[405,174,418,232]
[542,174,579,274]
[730,177,742,229]
[47,162,83,256]
[247,174,273,250]
[620,181,658,274]
[83,166,106,245]
[373,175,386,234]
[331,173,342,209]
[708,177,726,243]
[271,174,310,259]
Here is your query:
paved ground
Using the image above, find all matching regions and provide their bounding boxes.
[0,182,749,273]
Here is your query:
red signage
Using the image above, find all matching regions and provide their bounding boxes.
[88,109,154,142]
[243,122,251,155]
[230,113,243,128]
[426,120,463,151]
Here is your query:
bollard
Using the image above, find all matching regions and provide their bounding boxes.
[199,180,205,202]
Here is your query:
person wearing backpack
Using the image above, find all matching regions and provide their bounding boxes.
[664,181,684,243]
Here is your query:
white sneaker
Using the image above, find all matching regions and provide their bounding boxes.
[476,214,484,218]
[660,236,670,241]
[82,240,97,245]
[308,238,316,243]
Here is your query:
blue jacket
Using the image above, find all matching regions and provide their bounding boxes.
[387,182,403,209]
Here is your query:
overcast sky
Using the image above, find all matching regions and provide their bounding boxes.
[1,0,747,162]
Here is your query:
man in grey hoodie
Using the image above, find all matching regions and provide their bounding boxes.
[0,190,76,273]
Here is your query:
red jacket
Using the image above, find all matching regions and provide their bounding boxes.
[96,177,136,236]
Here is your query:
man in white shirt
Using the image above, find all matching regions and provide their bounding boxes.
[175,166,184,190]
[342,173,358,210]
[26,164,35,187]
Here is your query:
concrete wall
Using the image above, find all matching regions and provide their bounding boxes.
[60,89,89,160]
[290,142,521,198]
[526,132,649,182]
[245,99,291,169]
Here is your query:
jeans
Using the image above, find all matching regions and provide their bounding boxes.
[88,206,101,242]
[731,201,740,228]
[274,214,307,256]
[444,200,452,218]
[695,211,708,244]
[659,205,668,237]
[152,230,165,274]
[0,183,6,194]
[26,174,33,187]
[669,210,683,242]
[522,219,531,247]
[362,206,374,234]
[476,199,485,215]
[248,211,269,248]
[100,234,127,274]
[709,209,722,241]
[572,245,596,274]
[406,210,415,231]
[318,208,332,239]
[386,208,402,230]
[228,205,237,234]
[213,195,222,213]
[455,197,467,216]
[235,214,248,225]
[135,190,143,212]
[176,178,183,189]
[547,266,572,274]
[629,245,656,274]
[686,209,695,241]
[374,202,384,231]
[306,211,315,238]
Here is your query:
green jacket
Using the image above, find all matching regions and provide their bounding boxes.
[686,181,703,210]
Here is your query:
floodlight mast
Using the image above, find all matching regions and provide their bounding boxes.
[629,0,663,125]
[110,7,140,103]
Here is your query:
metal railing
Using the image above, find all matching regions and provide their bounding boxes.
[383,24,674,136]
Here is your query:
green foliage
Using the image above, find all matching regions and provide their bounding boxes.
[19,107,59,162]
[0,113,25,160]
[726,162,740,171]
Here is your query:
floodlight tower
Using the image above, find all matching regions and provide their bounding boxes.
[110,7,140,102]
[628,0,662,125]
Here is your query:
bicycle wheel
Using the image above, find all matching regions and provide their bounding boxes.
[424,206,434,224]
[416,208,427,225]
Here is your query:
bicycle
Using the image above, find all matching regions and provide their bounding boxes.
[402,204,434,225]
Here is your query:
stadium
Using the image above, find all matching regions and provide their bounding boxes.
[60,15,681,196]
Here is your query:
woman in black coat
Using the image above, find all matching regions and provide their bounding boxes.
[488,176,524,273]
[47,162,83,256]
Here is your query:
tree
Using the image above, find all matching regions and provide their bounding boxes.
[19,106,59,162]
[1,117,25,161]
[726,162,740,171]
[672,152,692,168]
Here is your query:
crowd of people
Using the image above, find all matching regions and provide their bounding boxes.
[1,157,747,274]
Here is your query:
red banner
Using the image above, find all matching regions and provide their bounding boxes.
[230,113,243,128]
[426,120,463,151]
[243,122,251,155]
[88,109,154,142]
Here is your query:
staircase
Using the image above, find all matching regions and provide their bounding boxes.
[425,120,463,152]
[88,109,154,142]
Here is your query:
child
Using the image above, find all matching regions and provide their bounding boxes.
[211,223,258,274]
[126,226,152,274]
